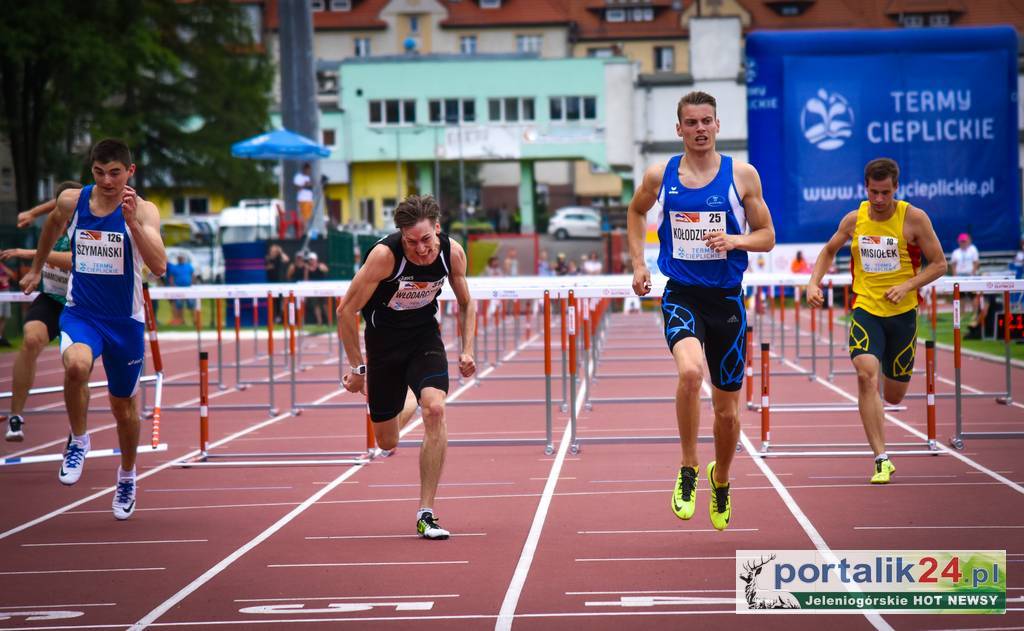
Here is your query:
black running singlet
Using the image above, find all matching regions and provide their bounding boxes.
[361,232,452,330]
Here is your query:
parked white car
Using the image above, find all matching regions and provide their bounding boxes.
[547,206,602,240]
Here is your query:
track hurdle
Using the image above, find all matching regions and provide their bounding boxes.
[948,279,1024,449]
[756,340,940,457]
[178,350,375,468]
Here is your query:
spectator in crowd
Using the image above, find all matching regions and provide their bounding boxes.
[537,250,553,276]
[484,255,503,277]
[294,163,314,238]
[582,251,603,275]
[497,204,512,233]
[790,250,812,274]
[265,244,290,282]
[949,232,980,313]
[566,259,579,275]
[554,252,569,276]
[165,253,195,326]
[305,252,328,325]
[503,247,519,276]
[287,251,308,282]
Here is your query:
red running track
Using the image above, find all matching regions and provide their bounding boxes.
[0,308,1021,630]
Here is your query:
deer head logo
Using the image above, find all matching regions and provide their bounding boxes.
[739,555,799,609]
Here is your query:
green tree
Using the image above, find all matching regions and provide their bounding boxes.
[0,0,275,212]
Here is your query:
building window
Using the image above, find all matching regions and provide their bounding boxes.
[173,197,209,216]
[322,129,337,147]
[317,70,338,96]
[516,35,542,54]
[460,35,477,54]
[900,13,924,27]
[329,0,351,10]
[550,96,597,122]
[428,98,475,124]
[354,37,371,57]
[408,15,420,34]
[928,12,950,26]
[359,198,375,225]
[606,8,625,22]
[654,46,674,72]
[588,47,613,58]
[488,97,536,122]
[480,0,501,7]
[240,5,263,44]
[631,7,654,21]
[369,99,416,126]
[311,0,325,11]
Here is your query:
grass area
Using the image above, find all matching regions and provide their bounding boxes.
[922,312,1024,360]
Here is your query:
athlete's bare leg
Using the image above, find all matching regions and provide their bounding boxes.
[671,338,704,468]
[417,386,447,508]
[62,343,93,436]
[853,354,887,457]
[109,394,140,472]
[11,321,50,416]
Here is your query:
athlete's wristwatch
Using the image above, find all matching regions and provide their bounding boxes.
[351,364,367,375]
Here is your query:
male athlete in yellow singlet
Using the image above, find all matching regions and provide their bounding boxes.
[806,158,946,483]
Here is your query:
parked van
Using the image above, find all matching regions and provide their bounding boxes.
[218,198,284,245]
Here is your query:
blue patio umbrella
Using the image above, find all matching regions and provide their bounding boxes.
[231,128,330,160]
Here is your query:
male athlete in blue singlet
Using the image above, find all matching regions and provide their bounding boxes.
[627,91,776,530]
[21,139,166,520]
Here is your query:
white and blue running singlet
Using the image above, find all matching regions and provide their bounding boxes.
[60,185,145,397]
[656,154,747,289]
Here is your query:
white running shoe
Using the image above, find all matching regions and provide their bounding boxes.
[5,415,24,442]
[58,436,89,486]
[112,477,137,520]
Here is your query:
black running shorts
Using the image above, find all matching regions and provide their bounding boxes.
[25,293,65,341]
[661,280,747,392]
[365,323,449,422]
[848,307,918,382]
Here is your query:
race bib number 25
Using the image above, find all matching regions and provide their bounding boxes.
[671,211,726,261]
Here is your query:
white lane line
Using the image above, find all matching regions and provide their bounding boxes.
[21,539,206,547]
[2,422,117,460]
[0,567,164,576]
[0,603,115,610]
[305,533,485,540]
[0,383,344,540]
[146,486,293,493]
[128,336,535,631]
[567,590,733,595]
[782,356,1024,496]
[808,475,958,480]
[577,556,734,562]
[367,482,515,488]
[855,525,1024,530]
[234,594,460,602]
[268,561,469,568]
[494,344,587,631]
[725,372,894,631]
[66,502,300,515]
[578,529,758,534]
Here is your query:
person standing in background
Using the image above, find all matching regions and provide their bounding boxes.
[294,163,314,238]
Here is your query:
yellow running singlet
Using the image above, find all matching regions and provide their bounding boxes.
[850,200,919,317]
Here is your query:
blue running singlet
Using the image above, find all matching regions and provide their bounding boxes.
[656,154,747,289]
[66,185,145,322]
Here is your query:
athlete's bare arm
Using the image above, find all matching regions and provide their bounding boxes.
[122,187,167,277]
[708,162,775,253]
[0,248,72,270]
[338,245,395,394]
[807,210,858,308]
[17,198,57,229]
[20,188,79,294]
[447,240,476,378]
[885,206,947,305]
[626,162,666,296]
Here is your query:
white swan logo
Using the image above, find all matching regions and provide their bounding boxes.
[801,89,854,151]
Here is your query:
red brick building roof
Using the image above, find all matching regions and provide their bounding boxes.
[738,0,1024,32]
[266,0,388,31]
[437,0,570,28]
[566,0,688,41]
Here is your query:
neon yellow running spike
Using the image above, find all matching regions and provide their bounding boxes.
[671,466,698,520]
[870,458,896,484]
[706,461,731,531]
